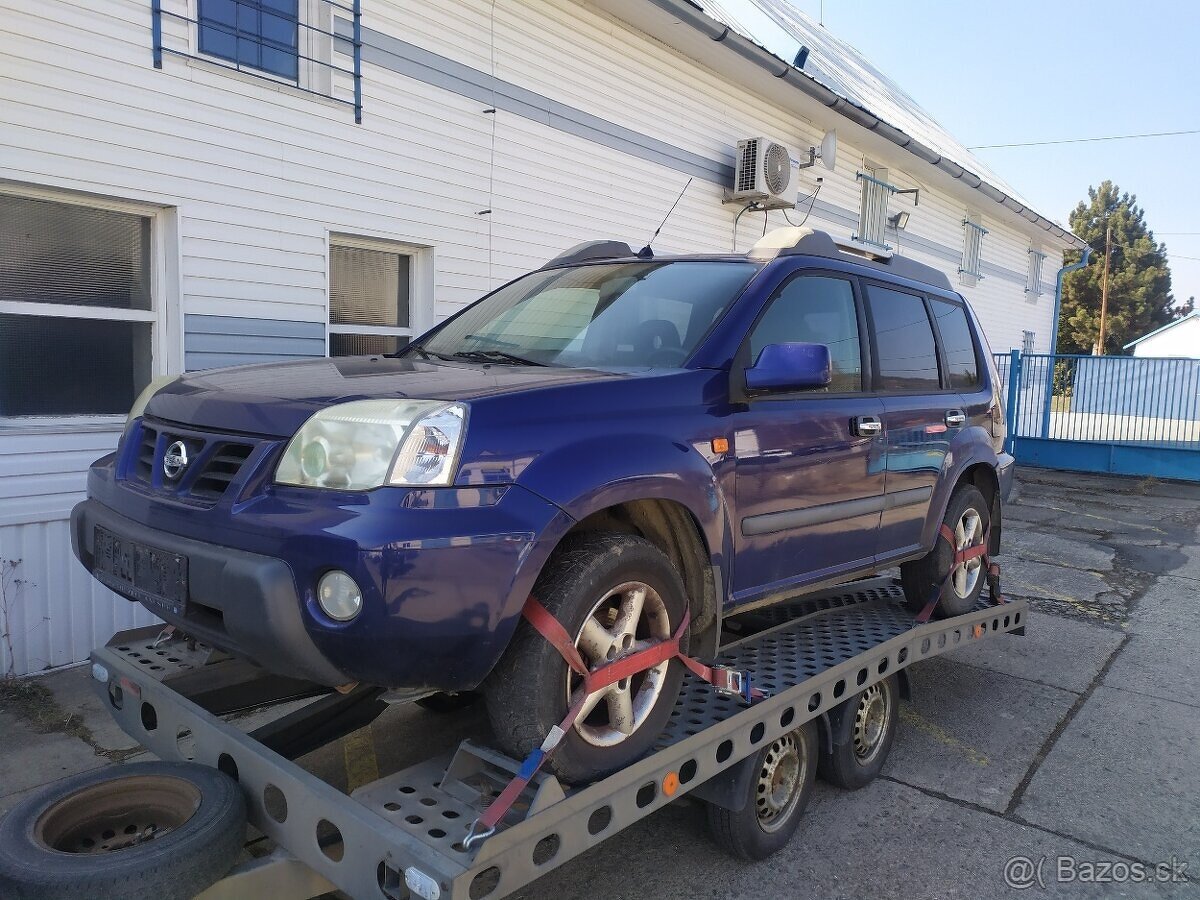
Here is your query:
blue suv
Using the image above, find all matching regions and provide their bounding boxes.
[72,228,1011,782]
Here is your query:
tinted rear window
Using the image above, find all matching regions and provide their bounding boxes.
[868,286,941,391]
[929,298,979,388]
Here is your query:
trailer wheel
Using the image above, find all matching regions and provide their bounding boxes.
[818,674,899,790]
[705,719,818,861]
[0,761,245,900]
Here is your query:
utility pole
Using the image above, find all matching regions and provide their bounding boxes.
[1096,222,1112,355]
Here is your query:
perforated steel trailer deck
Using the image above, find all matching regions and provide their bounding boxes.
[86,577,1026,900]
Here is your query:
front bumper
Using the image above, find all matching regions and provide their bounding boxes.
[72,479,571,689]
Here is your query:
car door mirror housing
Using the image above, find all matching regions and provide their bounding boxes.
[745,342,832,393]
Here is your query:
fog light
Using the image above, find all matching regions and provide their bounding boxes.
[317,570,363,621]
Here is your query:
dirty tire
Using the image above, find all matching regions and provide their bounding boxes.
[817,674,899,790]
[485,532,689,784]
[706,719,818,861]
[901,484,990,618]
[0,761,245,900]
[416,691,481,714]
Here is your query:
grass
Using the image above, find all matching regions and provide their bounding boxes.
[0,675,140,761]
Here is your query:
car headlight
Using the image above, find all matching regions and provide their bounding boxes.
[126,376,177,426]
[275,400,467,490]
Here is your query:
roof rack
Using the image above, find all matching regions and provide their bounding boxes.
[749,227,953,292]
[540,240,636,269]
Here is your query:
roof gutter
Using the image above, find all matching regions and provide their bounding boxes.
[645,0,1087,251]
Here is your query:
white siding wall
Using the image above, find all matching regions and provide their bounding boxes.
[1131,318,1200,358]
[0,0,1070,674]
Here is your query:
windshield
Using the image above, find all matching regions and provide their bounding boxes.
[406,261,760,368]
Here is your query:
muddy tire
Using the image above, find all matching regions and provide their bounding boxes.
[901,484,990,618]
[485,532,689,784]
[0,761,245,900]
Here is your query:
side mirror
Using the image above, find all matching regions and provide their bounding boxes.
[745,342,832,392]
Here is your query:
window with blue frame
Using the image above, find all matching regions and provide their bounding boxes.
[198,0,299,81]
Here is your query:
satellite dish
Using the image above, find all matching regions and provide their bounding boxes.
[819,130,837,171]
[798,130,838,171]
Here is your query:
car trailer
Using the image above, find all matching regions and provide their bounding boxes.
[66,578,1023,900]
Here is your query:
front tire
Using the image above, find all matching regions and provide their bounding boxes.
[485,533,689,784]
[901,484,990,618]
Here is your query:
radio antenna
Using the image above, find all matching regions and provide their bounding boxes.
[638,177,692,258]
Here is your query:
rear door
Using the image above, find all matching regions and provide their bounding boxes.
[863,282,959,562]
[730,271,886,605]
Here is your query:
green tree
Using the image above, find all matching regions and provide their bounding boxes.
[1059,181,1184,355]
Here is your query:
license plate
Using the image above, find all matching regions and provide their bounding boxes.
[93,526,188,618]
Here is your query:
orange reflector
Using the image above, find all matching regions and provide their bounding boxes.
[662,772,680,796]
[711,438,729,454]
[972,624,985,639]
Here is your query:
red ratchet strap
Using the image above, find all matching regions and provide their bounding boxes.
[464,597,764,847]
[914,523,1007,624]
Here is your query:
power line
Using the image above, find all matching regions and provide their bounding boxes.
[968,128,1200,150]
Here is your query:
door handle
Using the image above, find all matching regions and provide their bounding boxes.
[945,409,967,428]
[852,415,882,437]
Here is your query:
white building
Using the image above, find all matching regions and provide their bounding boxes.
[0,0,1084,675]
[1123,312,1200,358]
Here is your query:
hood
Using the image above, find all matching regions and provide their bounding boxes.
[145,356,627,437]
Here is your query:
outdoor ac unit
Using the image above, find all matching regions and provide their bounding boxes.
[729,137,799,206]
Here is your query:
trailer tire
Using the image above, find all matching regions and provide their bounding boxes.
[902,484,990,618]
[485,532,689,784]
[817,674,898,789]
[705,719,818,861]
[0,761,245,900]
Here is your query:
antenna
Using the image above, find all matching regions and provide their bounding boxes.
[639,177,692,258]
[797,130,837,171]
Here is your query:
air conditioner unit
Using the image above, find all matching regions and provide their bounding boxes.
[728,137,799,207]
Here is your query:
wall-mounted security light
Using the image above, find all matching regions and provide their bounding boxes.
[888,211,910,230]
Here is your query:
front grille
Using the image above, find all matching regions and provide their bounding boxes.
[190,443,256,501]
[135,426,158,482]
[129,422,260,504]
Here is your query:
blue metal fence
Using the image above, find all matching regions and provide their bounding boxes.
[994,351,1200,482]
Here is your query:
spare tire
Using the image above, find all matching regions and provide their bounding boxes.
[0,761,246,900]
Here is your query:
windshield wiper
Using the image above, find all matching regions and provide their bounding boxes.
[396,344,456,362]
[449,349,550,367]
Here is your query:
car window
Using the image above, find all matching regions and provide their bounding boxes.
[748,275,862,392]
[868,285,941,391]
[411,261,760,368]
[929,298,979,389]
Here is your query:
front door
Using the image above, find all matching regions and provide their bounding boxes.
[862,283,954,560]
[730,272,886,606]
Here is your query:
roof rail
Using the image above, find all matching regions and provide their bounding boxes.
[749,227,953,292]
[541,240,636,269]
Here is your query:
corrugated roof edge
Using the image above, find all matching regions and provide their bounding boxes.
[643,0,1088,252]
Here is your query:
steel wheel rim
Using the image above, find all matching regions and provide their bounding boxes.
[568,580,672,747]
[34,775,201,854]
[852,683,890,764]
[951,508,984,599]
[755,731,807,832]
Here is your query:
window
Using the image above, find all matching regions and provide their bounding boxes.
[929,298,979,389]
[0,193,156,418]
[1022,330,1036,354]
[198,0,299,81]
[855,166,895,250]
[1026,248,1046,299]
[412,262,759,369]
[329,241,414,356]
[868,285,941,391]
[749,276,862,392]
[959,213,987,285]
